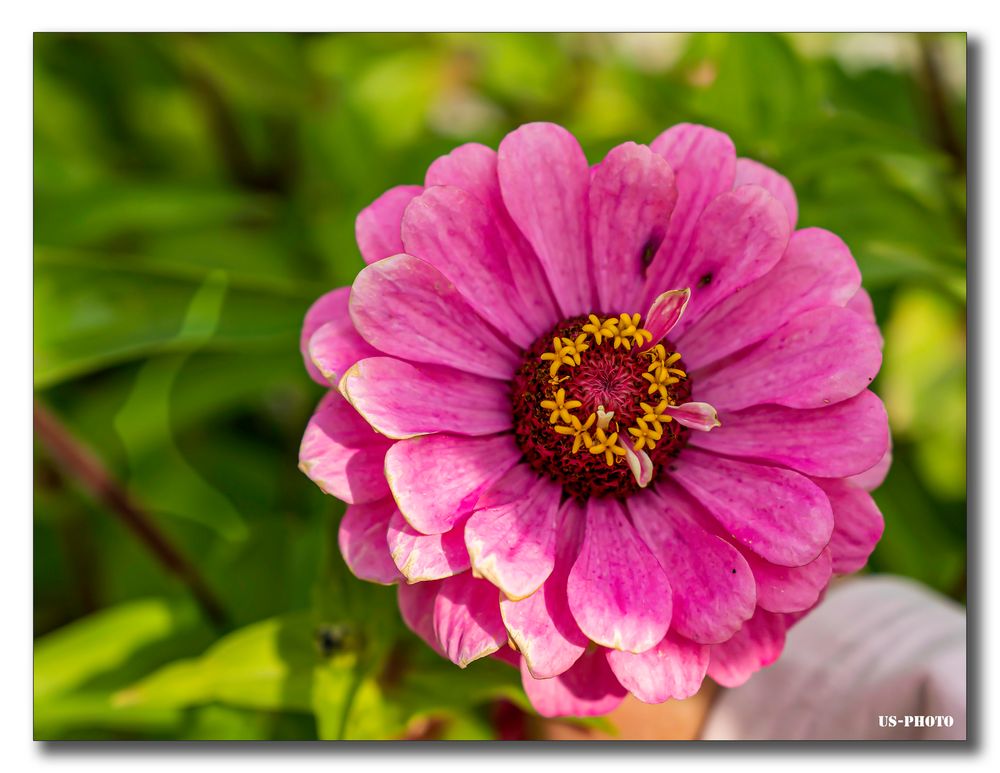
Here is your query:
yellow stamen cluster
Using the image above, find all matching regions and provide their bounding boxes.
[642,344,687,401]
[581,314,619,345]
[540,388,581,425]
[612,313,653,350]
[640,399,673,430]
[628,417,663,452]
[589,428,628,466]
[536,314,689,465]
[540,334,590,378]
[553,413,596,453]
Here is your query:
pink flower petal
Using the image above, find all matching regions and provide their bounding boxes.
[500,500,588,679]
[677,227,861,369]
[628,483,755,644]
[302,288,378,385]
[813,477,885,574]
[589,142,677,312]
[667,186,791,338]
[350,254,519,380]
[491,646,521,668]
[664,401,721,432]
[847,285,877,324]
[846,445,893,492]
[847,286,885,349]
[337,497,402,585]
[298,390,392,504]
[355,185,423,264]
[643,288,690,345]
[340,357,511,440]
[387,509,471,582]
[568,497,672,653]
[425,142,559,335]
[385,433,521,535]
[401,185,536,347]
[308,320,381,388]
[670,449,833,567]
[692,305,883,411]
[734,157,798,229]
[466,474,563,600]
[739,546,833,614]
[606,631,709,704]
[397,580,444,655]
[520,649,627,718]
[707,608,787,688]
[780,597,826,629]
[690,390,889,478]
[498,122,592,316]
[433,573,507,667]
[644,124,736,308]
[301,289,345,384]
[472,463,540,510]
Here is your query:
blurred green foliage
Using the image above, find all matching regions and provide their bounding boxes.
[33,32,966,740]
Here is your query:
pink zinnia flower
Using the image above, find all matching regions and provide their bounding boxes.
[299,123,890,718]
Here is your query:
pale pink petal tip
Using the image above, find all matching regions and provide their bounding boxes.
[623,446,654,488]
[643,288,690,345]
[664,401,721,432]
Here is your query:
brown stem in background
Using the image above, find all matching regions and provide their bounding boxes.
[917,33,965,167]
[33,400,228,628]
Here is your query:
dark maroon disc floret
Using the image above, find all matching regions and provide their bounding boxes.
[510,316,692,500]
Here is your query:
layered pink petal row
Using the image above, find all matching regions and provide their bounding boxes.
[299,122,889,717]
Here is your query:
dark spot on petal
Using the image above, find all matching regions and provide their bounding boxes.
[640,232,664,279]
[698,272,713,287]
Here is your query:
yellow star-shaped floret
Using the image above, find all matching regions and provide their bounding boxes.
[589,427,627,466]
[554,412,597,453]
[639,399,673,432]
[627,416,664,452]
[581,314,619,345]
[540,388,582,425]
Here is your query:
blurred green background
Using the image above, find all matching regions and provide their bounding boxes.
[33,32,967,740]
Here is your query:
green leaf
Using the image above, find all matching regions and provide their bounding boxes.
[34,597,200,701]
[34,248,309,387]
[678,33,821,149]
[115,612,324,713]
[179,704,317,741]
[880,287,967,501]
[35,692,184,740]
[35,184,273,247]
[109,271,247,539]
[871,452,965,595]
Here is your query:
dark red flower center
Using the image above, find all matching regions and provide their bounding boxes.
[510,314,692,500]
